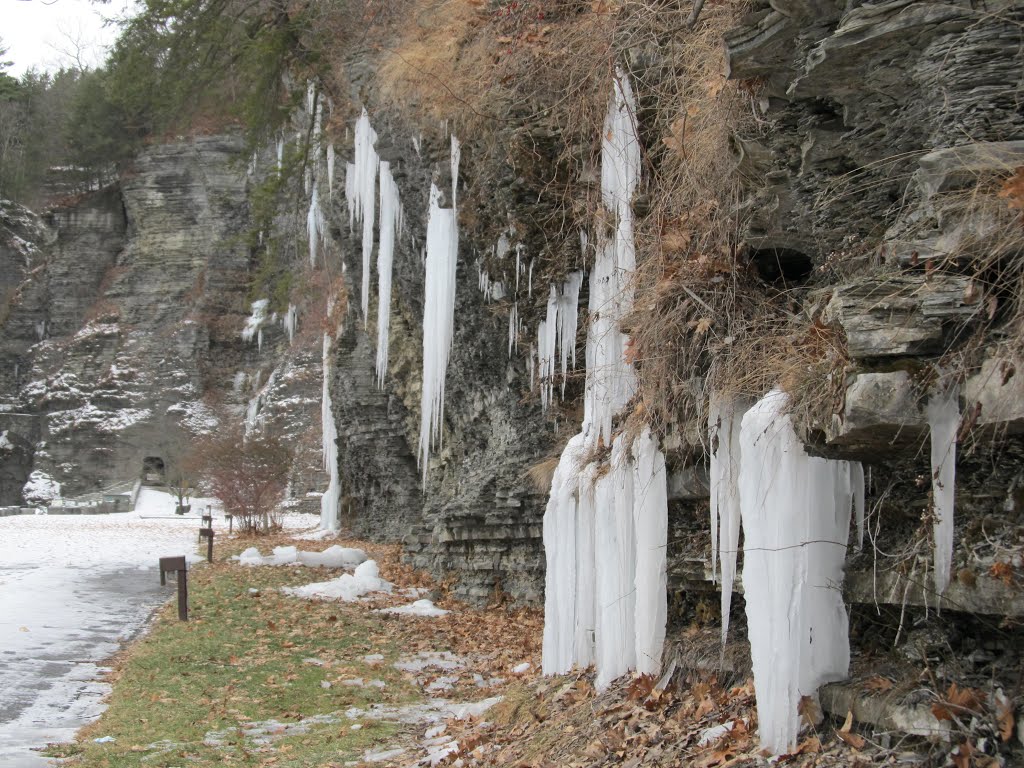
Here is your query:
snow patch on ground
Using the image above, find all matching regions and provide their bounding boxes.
[375,599,449,617]
[281,560,392,601]
[236,545,367,568]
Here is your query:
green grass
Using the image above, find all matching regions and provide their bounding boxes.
[64,553,424,767]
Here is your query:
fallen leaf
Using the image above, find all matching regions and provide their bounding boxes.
[863,675,895,693]
[836,710,866,749]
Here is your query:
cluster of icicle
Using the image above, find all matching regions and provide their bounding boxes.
[336,110,404,388]
[709,379,959,754]
[417,137,461,484]
[542,71,669,692]
[536,274,584,411]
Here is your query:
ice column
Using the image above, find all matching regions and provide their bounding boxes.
[307,186,325,266]
[417,138,460,483]
[739,388,852,755]
[376,161,401,387]
[538,287,558,411]
[927,385,959,596]
[320,333,341,531]
[632,427,667,676]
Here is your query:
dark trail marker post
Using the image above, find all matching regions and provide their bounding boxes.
[199,528,214,563]
[225,513,233,533]
[159,556,189,621]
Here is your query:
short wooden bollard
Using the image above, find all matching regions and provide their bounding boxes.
[225,513,233,533]
[158,555,188,621]
[199,527,214,562]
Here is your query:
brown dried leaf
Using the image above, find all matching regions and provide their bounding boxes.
[837,710,866,749]
[863,675,895,693]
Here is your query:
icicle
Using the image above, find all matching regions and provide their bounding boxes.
[276,136,284,170]
[852,462,865,550]
[557,272,583,396]
[739,388,852,755]
[306,80,316,113]
[528,344,536,390]
[344,162,356,232]
[538,287,559,411]
[257,328,263,352]
[412,135,421,157]
[327,144,336,199]
[450,135,461,209]
[927,385,959,596]
[351,110,379,326]
[633,427,667,675]
[307,186,325,266]
[242,299,268,344]
[417,184,458,483]
[320,334,341,531]
[508,302,518,358]
[542,433,586,675]
[594,435,637,690]
[709,393,747,645]
[528,259,533,298]
[283,304,297,345]
[376,161,401,387]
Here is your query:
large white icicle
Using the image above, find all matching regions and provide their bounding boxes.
[320,333,341,531]
[632,427,667,676]
[351,110,379,325]
[376,161,401,387]
[927,385,959,596]
[307,186,325,266]
[557,272,583,397]
[739,388,852,755]
[594,435,636,690]
[542,71,666,690]
[538,287,559,411]
[327,144,336,199]
[708,393,746,646]
[417,181,458,483]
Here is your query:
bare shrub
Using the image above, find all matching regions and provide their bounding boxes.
[186,427,291,534]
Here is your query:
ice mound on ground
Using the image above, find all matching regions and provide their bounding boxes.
[235,545,367,568]
[282,559,392,602]
[376,599,449,617]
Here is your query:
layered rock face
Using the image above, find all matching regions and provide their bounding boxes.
[0,137,326,506]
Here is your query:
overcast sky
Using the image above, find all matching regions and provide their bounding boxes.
[2,0,135,77]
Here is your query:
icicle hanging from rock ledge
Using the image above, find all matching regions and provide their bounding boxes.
[927,384,960,596]
[350,110,378,325]
[708,393,746,646]
[320,332,341,531]
[738,388,853,756]
[376,161,401,387]
[417,138,461,484]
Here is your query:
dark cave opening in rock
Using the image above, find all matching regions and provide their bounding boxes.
[750,247,814,285]
[141,456,165,484]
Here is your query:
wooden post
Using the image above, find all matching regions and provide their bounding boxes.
[199,528,214,562]
[158,556,188,621]
[177,568,188,621]
[226,513,233,533]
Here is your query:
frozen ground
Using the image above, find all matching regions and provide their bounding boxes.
[0,489,230,766]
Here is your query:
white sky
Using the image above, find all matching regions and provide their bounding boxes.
[2,0,135,77]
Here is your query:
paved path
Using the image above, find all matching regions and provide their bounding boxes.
[0,492,212,767]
